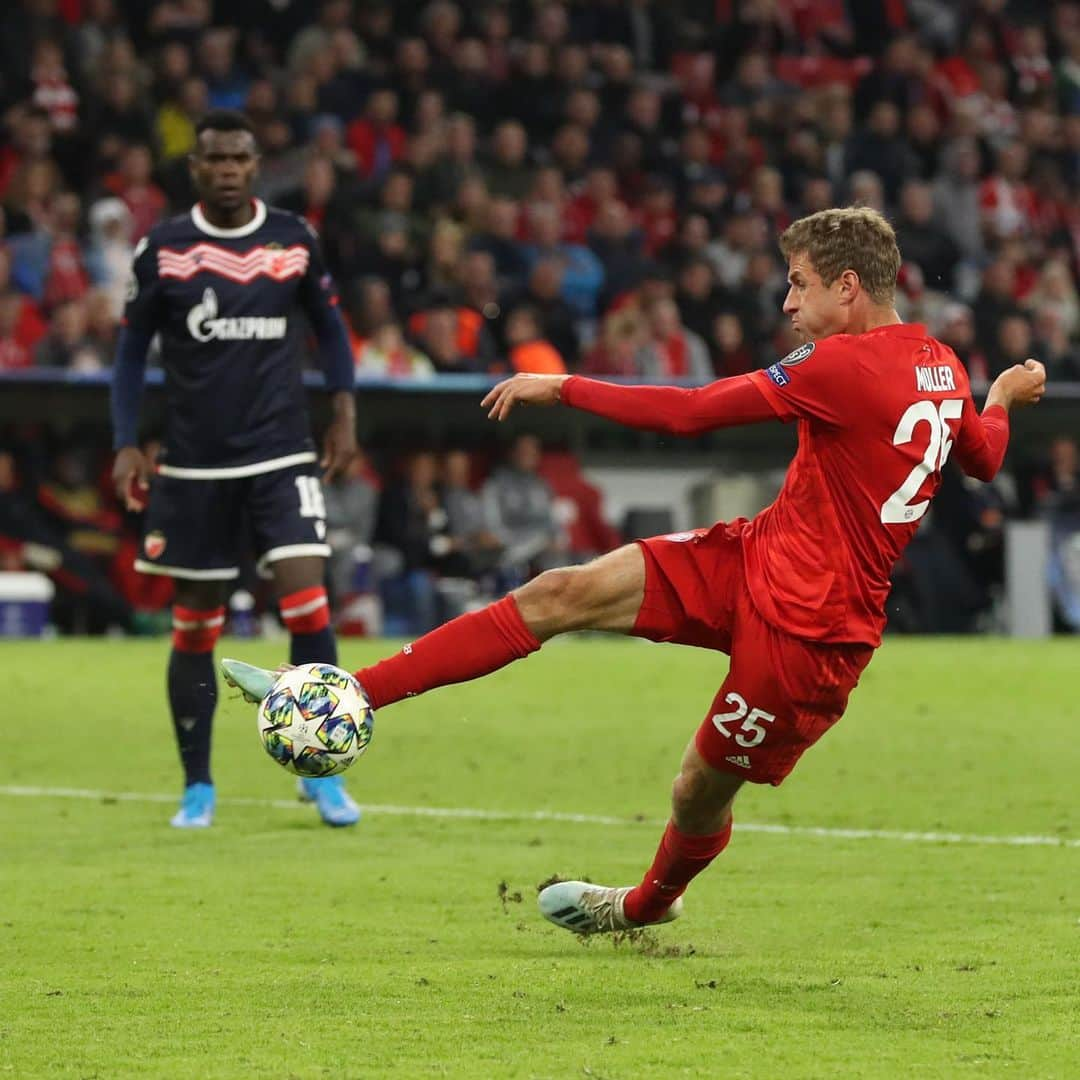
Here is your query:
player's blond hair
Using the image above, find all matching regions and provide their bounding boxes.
[779,207,901,305]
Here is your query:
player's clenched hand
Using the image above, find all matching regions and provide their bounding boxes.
[482,374,570,421]
[987,358,1047,411]
[112,447,151,511]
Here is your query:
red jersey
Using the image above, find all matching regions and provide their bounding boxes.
[562,322,1010,646]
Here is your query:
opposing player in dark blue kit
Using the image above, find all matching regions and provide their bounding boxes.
[110,111,361,828]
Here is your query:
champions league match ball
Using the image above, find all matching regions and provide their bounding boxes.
[256,664,373,777]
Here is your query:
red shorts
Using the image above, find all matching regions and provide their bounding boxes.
[632,522,874,786]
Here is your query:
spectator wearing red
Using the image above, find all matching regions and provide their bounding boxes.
[710,311,756,378]
[933,23,999,110]
[1012,25,1053,97]
[347,89,407,181]
[279,155,337,235]
[582,306,646,377]
[0,295,42,370]
[536,449,621,564]
[480,6,513,84]
[0,246,46,369]
[636,176,678,256]
[676,53,723,135]
[636,297,712,381]
[973,63,1020,145]
[105,145,167,242]
[980,139,1038,243]
[29,39,79,134]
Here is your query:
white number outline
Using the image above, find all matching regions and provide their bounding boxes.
[294,475,327,520]
[711,692,776,748]
[880,399,963,525]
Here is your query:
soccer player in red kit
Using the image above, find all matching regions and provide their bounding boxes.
[225,207,1046,934]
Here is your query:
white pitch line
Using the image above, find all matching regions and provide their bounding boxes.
[1,784,1076,850]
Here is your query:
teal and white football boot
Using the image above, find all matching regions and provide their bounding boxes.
[538,881,683,934]
[221,658,276,703]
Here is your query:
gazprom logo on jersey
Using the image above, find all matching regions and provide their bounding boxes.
[186,287,287,342]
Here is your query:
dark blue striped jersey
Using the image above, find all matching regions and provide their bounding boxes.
[122,199,352,473]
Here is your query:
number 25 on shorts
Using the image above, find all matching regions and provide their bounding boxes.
[711,692,776,748]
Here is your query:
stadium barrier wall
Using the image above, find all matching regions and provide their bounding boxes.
[2,371,1078,470]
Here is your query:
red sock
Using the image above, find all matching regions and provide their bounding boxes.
[623,818,732,925]
[355,595,540,709]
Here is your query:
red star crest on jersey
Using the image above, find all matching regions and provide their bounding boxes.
[144,531,167,559]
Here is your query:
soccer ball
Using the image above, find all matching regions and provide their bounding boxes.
[256,663,373,777]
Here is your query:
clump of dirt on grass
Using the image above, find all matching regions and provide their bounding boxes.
[497,880,524,912]
[535,874,566,892]
[609,929,697,958]
[534,874,591,893]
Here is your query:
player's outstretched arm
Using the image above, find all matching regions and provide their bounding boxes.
[482,373,776,434]
[954,359,1046,482]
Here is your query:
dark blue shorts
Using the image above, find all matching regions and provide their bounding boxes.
[135,456,330,581]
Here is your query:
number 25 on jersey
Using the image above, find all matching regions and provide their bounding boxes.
[880,399,963,525]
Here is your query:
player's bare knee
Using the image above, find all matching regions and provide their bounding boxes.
[514,566,587,637]
[173,579,226,611]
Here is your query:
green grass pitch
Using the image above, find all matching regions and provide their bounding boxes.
[2,637,1077,1078]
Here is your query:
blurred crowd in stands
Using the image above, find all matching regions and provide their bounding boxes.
[0,0,1078,379]
[0,0,1079,635]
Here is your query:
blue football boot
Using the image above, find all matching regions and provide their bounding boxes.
[298,775,361,827]
[170,782,215,828]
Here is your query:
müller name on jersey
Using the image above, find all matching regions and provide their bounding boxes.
[914,365,957,392]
